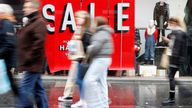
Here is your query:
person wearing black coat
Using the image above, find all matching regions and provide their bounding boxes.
[162,17,187,105]
[184,0,192,76]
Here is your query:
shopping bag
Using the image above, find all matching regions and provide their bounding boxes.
[160,48,170,68]
[67,40,78,54]
[0,59,11,94]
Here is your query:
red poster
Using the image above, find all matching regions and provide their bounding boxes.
[109,0,135,70]
[41,0,135,72]
[41,0,81,72]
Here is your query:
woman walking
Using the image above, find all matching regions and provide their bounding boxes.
[162,17,187,105]
[58,10,92,108]
[83,16,114,108]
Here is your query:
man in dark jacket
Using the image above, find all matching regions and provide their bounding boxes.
[16,0,48,108]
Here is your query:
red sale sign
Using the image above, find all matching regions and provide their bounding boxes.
[41,0,135,72]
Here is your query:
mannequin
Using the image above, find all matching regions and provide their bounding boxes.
[153,0,169,44]
[144,20,158,64]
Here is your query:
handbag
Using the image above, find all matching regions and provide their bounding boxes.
[160,48,170,68]
[0,59,11,94]
[67,39,85,60]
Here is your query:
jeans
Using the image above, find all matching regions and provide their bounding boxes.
[145,35,155,61]
[83,58,111,108]
[76,63,88,100]
[16,72,48,108]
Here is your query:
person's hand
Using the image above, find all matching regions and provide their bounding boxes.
[154,20,157,26]
[72,34,81,40]
[162,36,166,41]
[164,21,167,25]
[162,36,169,43]
[10,67,15,75]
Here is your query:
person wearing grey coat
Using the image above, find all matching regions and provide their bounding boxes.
[87,25,113,58]
[83,16,114,108]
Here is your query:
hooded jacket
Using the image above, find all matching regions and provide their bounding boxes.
[87,25,114,58]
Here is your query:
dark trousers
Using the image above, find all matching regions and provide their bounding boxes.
[168,67,179,91]
[157,29,165,43]
[135,55,139,74]
[188,46,192,73]
[17,72,48,108]
[76,63,88,99]
[6,67,18,95]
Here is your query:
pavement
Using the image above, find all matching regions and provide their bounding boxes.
[1,76,192,108]
[15,75,192,84]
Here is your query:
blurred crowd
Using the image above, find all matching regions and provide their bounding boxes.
[0,0,114,107]
[1,0,192,107]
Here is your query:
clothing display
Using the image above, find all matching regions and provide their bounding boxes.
[153,1,169,42]
[144,23,158,64]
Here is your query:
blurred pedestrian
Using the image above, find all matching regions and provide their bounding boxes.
[16,0,48,108]
[83,16,114,108]
[184,0,192,75]
[162,17,187,105]
[58,10,92,107]
[0,4,18,95]
[134,28,141,75]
